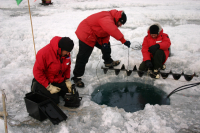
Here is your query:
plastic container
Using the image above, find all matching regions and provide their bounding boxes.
[24,92,67,125]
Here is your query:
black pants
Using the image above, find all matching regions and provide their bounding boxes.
[31,78,69,104]
[139,49,166,71]
[73,40,113,77]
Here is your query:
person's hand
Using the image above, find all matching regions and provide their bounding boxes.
[148,44,160,54]
[102,43,109,49]
[124,41,131,48]
[145,60,153,69]
[65,79,72,93]
[46,84,61,94]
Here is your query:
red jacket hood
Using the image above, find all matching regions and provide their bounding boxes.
[109,9,123,24]
[147,23,163,36]
[33,36,71,88]
[49,36,71,58]
[49,36,61,57]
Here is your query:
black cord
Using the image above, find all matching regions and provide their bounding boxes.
[170,84,198,97]
[168,82,200,95]
[167,82,200,98]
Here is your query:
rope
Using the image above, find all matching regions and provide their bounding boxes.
[144,69,150,88]
[27,0,37,58]
[132,43,142,50]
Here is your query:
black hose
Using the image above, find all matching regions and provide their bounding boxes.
[168,83,198,95]
[167,82,200,98]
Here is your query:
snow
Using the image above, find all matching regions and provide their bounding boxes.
[0,0,200,132]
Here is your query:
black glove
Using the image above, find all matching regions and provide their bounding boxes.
[124,41,131,48]
[145,60,153,69]
[102,43,109,49]
[148,44,160,54]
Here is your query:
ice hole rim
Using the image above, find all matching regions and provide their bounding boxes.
[91,82,170,113]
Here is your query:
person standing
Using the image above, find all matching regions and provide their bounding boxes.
[72,9,131,87]
[139,23,171,78]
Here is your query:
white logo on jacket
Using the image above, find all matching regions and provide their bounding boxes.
[156,41,162,43]
[66,63,69,65]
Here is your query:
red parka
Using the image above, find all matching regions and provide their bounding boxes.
[33,36,71,88]
[142,23,171,63]
[75,9,126,47]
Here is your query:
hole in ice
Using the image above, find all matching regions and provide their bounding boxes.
[91,82,170,112]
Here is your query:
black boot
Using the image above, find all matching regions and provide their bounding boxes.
[161,64,166,70]
[71,77,85,88]
[149,69,160,79]
[104,60,121,67]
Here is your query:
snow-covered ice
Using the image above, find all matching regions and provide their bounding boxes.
[1,0,200,132]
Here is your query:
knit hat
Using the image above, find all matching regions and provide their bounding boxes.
[150,25,159,34]
[58,37,74,52]
[118,12,127,25]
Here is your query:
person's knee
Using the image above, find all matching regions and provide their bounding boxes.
[154,49,164,56]
[153,49,165,62]
[31,78,41,92]
[139,62,147,71]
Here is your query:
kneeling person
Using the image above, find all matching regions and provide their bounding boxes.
[32,36,80,107]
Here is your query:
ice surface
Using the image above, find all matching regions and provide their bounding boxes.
[0,0,200,132]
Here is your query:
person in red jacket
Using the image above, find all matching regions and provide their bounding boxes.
[139,23,171,79]
[32,36,74,104]
[72,9,131,87]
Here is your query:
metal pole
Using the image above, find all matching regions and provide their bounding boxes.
[127,48,129,81]
[27,0,37,58]
[2,90,8,133]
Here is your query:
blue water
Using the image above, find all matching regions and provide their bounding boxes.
[91,82,170,113]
